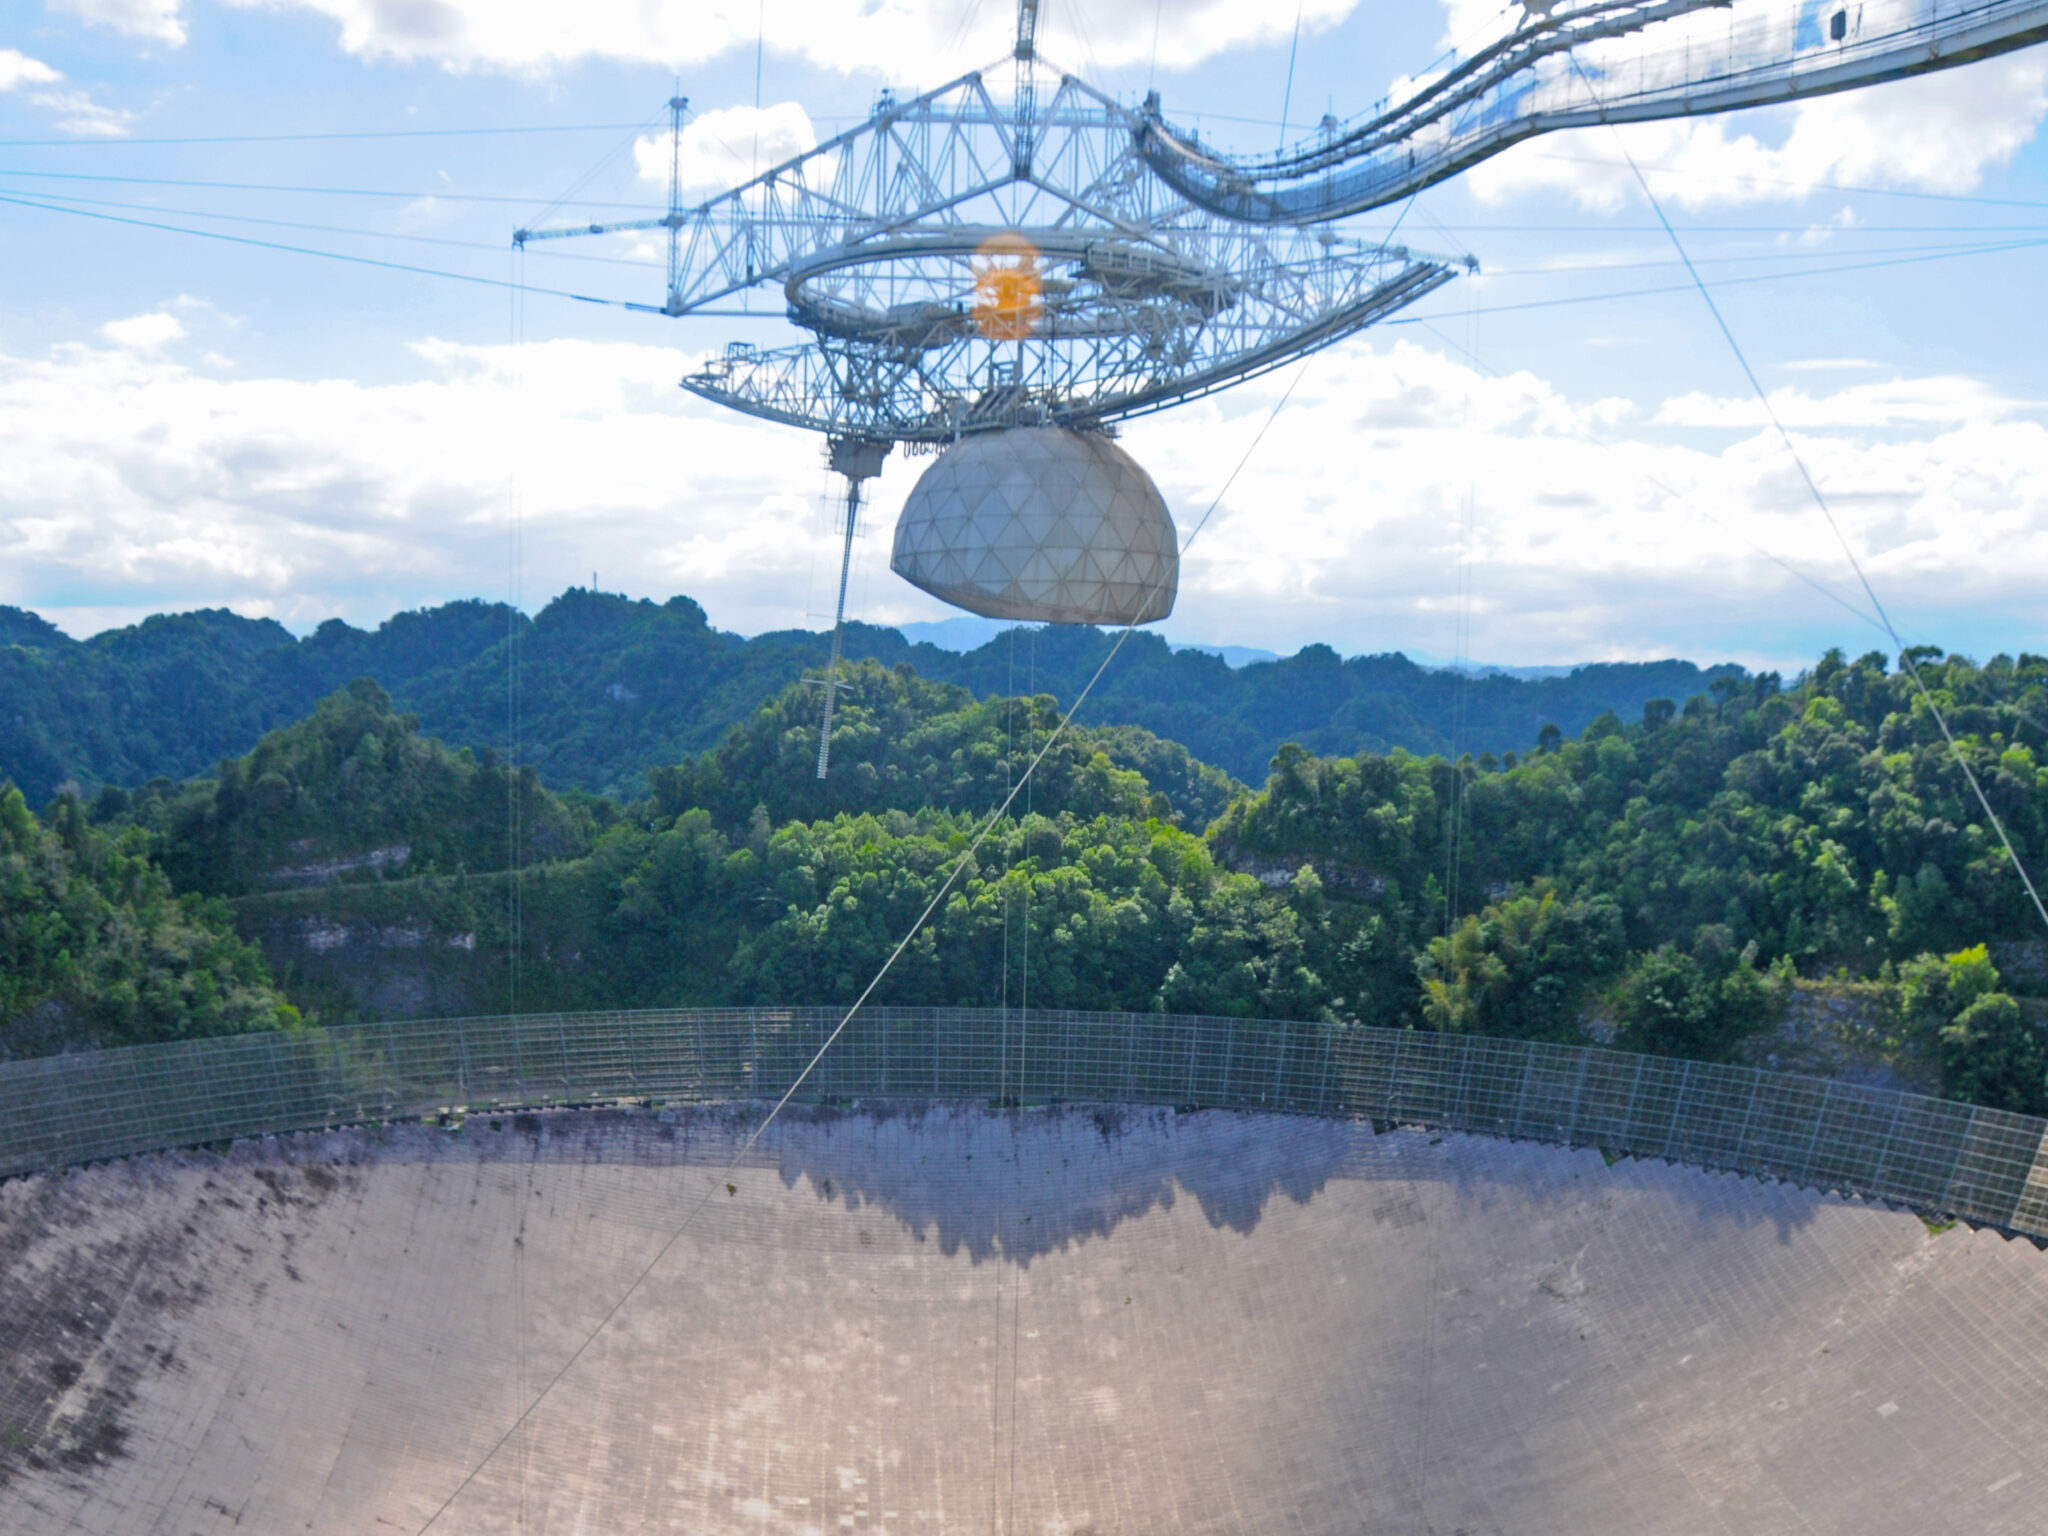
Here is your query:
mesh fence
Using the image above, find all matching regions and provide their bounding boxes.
[4,1007,2045,1236]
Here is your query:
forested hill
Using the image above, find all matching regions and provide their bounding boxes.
[12,646,2048,1115]
[0,587,1740,801]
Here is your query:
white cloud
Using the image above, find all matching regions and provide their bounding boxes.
[4,327,2045,666]
[635,103,822,194]
[1781,359,1883,373]
[1114,341,2048,663]
[219,0,1356,79]
[1468,53,2048,209]
[1655,375,2038,431]
[0,331,865,637]
[29,87,136,136]
[1,49,134,136]
[171,292,244,327]
[49,0,188,46]
[0,50,63,91]
[99,312,187,350]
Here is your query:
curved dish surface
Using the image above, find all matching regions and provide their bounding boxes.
[4,1102,2046,1534]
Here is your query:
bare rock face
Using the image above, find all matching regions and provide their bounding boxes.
[3,1104,2047,1534]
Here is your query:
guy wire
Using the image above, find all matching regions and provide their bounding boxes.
[412,357,1317,1536]
[989,624,1018,1536]
[508,241,530,1535]
[1443,274,1479,937]
[752,2,766,178]
[1575,58,2048,939]
[1014,631,1037,1114]
[1008,624,1038,1536]
[507,246,526,1018]
[1277,0,1305,150]
[1410,315,2048,779]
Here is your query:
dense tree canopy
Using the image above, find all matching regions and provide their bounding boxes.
[10,640,2048,1116]
[651,660,1241,832]
[108,679,601,898]
[0,785,296,1058]
[1215,648,2048,973]
[1,588,1738,801]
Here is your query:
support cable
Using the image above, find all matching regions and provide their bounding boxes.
[411,359,1315,1535]
[990,628,1018,1533]
[1277,0,1305,150]
[1526,152,2048,211]
[1410,317,2048,760]
[507,244,531,1534]
[0,165,665,207]
[1577,61,2048,938]
[1442,274,1480,935]
[519,105,670,238]
[26,179,2037,287]
[1,185,666,266]
[11,183,2042,334]
[0,192,647,308]
[507,247,528,1018]
[1387,233,2048,323]
[0,122,649,148]
[752,1,766,179]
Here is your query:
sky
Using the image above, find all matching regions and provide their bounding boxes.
[2,0,2046,672]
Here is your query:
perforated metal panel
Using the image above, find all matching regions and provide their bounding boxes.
[4,1008,2045,1238]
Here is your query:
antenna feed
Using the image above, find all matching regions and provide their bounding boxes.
[828,439,891,482]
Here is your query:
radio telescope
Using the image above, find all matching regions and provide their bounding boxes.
[515,1,1469,771]
[517,0,2048,773]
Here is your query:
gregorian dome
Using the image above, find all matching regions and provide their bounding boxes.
[890,426,1178,626]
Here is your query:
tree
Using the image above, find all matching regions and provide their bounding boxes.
[1610,936,1786,1061]
[1417,885,1624,1041]
[128,679,594,896]
[0,784,297,1057]
[1898,945,2047,1113]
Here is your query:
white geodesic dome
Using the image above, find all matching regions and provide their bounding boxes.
[889,427,1178,625]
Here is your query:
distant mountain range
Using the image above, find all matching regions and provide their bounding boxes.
[898,616,1280,670]
[0,589,1746,802]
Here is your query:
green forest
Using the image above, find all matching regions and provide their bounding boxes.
[6,634,2048,1117]
[0,587,1736,798]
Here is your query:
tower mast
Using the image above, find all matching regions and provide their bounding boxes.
[1012,0,1039,177]
[814,439,889,779]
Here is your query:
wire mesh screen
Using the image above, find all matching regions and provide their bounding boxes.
[3,1008,2044,1236]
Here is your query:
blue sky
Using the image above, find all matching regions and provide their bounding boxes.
[3,0,2046,671]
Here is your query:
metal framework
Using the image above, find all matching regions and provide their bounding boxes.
[511,18,1470,771]
[7,1006,2048,1239]
[1140,0,2048,222]
[505,0,2048,769]
[683,250,1450,443]
[517,58,1463,442]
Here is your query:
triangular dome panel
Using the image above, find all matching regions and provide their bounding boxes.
[890,427,1178,625]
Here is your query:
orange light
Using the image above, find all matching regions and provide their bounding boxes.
[972,232,1041,341]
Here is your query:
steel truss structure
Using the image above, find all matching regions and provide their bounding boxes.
[518,60,1464,443]
[683,248,1450,443]
[508,0,2047,760]
[1141,0,2048,223]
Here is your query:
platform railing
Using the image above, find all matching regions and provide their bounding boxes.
[4,1007,2046,1236]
